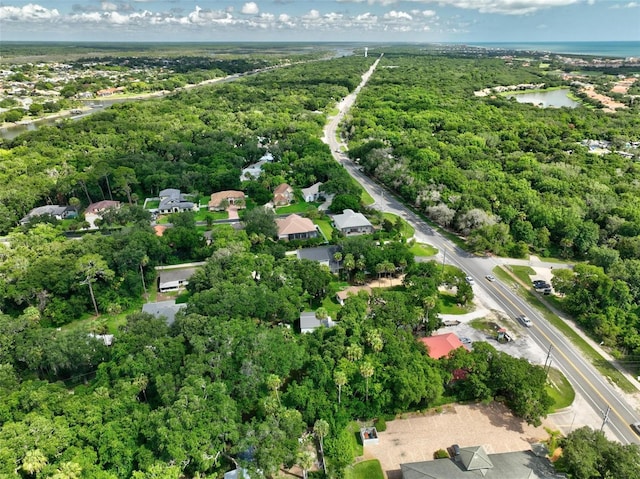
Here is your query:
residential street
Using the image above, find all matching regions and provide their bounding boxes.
[322,56,640,444]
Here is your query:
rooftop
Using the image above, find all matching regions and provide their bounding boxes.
[419,333,464,359]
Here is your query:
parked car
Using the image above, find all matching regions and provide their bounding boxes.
[465,276,475,285]
[631,422,640,435]
[517,315,532,327]
[485,274,496,282]
[460,337,472,345]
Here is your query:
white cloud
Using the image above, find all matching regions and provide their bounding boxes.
[339,0,580,15]
[0,3,60,21]
[241,2,259,15]
[384,10,413,20]
[101,2,118,12]
[616,1,639,7]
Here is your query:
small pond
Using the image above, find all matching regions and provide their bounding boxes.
[506,88,580,108]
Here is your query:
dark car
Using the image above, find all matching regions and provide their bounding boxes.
[449,444,461,458]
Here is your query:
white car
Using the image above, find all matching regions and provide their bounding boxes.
[517,315,532,327]
[485,275,496,282]
[465,276,475,285]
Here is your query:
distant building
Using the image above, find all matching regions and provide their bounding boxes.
[84,200,120,229]
[157,267,198,293]
[419,333,464,359]
[157,189,197,214]
[276,214,318,241]
[299,311,335,334]
[336,285,373,306]
[20,205,78,225]
[273,183,294,206]
[240,153,273,181]
[301,182,324,202]
[400,446,564,479]
[142,300,187,325]
[296,245,340,273]
[209,190,246,211]
[332,209,373,236]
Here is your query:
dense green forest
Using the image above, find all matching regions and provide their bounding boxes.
[1,48,639,477]
[344,52,640,357]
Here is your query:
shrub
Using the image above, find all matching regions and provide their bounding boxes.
[374,417,387,432]
[434,449,449,459]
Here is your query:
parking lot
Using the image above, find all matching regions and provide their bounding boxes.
[361,402,555,479]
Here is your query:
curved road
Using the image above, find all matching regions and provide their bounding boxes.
[323,55,640,445]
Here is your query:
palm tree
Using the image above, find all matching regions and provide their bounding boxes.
[343,253,355,280]
[346,343,363,362]
[422,295,437,333]
[333,251,343,272]
[76,254,114,317]
[297,451,314,479]
[21,449,47,477]
[334,370,347,404]
[266,374,282,406]
[366,329,384,353]
[314,419,330,474]
[360,360,375,402]
[51,461,82,479]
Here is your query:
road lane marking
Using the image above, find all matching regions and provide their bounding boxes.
[490,282,637,439]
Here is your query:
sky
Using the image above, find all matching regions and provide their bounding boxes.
[0,0,639,43]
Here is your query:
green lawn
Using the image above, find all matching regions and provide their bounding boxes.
[195,208,227,221]
[314,218,334,240]
[409,242,438,257]
[382,212,415,238]
[546,368,575,412]
[509,265,536,284]
[359,185,375,206]
[276,201,322,214]
[439,292,470,315]
[346,460,384,479]
[145,200,160,209]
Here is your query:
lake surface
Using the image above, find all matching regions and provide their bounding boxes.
[0,98,126,141]
[505,89,580,108]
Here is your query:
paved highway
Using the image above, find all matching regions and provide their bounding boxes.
[322,56,640,444]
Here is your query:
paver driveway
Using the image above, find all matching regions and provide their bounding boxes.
[362,402,555,479]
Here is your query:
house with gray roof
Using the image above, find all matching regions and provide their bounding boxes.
[401,446,564,479]
[296,246,340,273]
[157,267,198,292]
[20,205,78,225]
[301,182,324,202]
[157,189,197,214]
[299,311,336,334]
[142,300,187,325]
[332,209,373,236]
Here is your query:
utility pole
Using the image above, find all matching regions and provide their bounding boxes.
[600,406,611,432]
[544,344,553,379]
[442,249,447,275]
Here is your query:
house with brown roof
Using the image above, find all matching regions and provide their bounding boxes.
[336,285,373,306]
[276,214,318,241]
[273,183,294,206]
[209,190,246,211]
[419,333,464,359]
[84,200,120,229]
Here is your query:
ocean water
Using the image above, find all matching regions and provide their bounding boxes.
[467,41,639,58]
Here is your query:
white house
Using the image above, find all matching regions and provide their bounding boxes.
[301,182,324,202]
[299,311,335,334]
[332,209,374,236]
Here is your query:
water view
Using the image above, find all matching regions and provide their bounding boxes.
[505,88,580,109]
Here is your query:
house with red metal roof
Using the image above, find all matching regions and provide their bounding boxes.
[419,333,465,359]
